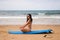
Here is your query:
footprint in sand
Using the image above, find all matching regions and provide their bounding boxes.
[43,35,53,38]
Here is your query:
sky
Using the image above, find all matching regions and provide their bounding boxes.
[0,0,60,10]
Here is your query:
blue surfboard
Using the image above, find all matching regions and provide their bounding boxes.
[8,29,52,34]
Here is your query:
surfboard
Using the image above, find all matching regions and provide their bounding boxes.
[8,29,52,34]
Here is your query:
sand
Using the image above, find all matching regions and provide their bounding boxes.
[0,25,60,40]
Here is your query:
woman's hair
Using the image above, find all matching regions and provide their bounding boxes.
[27,14,33,22]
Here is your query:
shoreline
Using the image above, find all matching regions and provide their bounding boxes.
[0,16,60,18]
[0,18,60,25]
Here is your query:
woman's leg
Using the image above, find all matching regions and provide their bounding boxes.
[20,27,31,32]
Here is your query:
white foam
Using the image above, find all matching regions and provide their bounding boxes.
[0,17,60,25]
[0,16,60,25]
[0,16,60,18]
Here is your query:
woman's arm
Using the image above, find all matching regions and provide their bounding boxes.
[23,19,31,27]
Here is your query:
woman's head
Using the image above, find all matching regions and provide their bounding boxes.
[27,14,33,22]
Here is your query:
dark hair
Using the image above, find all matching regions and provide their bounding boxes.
[27,14,33,22]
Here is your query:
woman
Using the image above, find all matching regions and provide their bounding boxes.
[20,14,33,32]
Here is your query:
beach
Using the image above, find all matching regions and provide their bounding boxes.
[0,17,60,40]
[0,25,60,40]
[0,0,60,40]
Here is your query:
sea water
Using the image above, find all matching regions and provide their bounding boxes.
[0,10,60,16]
[0,10,60,25]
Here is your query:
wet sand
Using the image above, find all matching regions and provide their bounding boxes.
[0,25,60,40]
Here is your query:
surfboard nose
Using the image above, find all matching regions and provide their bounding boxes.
[48,29,53,33]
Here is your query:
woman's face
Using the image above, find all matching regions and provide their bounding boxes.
[27,15,30,19]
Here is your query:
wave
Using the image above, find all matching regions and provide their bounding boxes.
[0,10,60,17]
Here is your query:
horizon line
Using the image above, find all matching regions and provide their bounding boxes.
[0,9,60,11]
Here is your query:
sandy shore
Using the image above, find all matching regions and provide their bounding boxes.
[0,18,60,25]
[0,25,60,40]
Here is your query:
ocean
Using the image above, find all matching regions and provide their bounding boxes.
[0,10,60,17]
[0,10,60,25]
